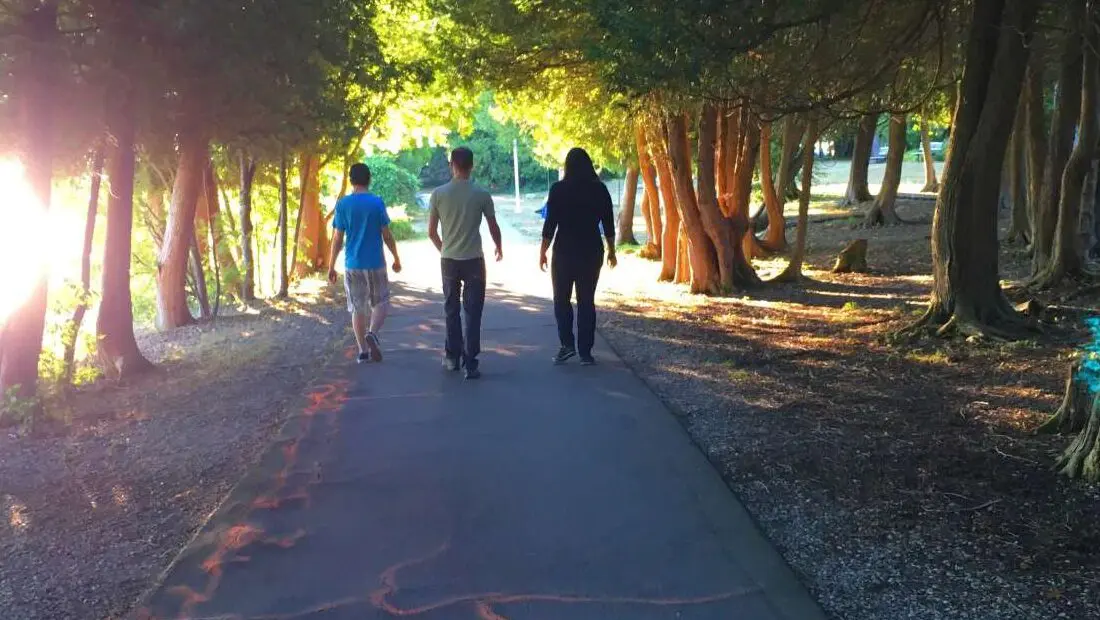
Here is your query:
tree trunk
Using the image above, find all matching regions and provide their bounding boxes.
[1032,3,1099,289]
[759,122,788,253]
[733,118,763,259]
[775,119,820,282]
[202,162,236,281]
[636,124,663,258]
[906,0,1041,340]
[920,113,940,192]
[0,4,59,403]
[695,104,760,291]
[239,152,257,302]
[1006,85,1031,244]
[96,90,152,379]
[1024,61,1048,247]
[156,127,206,330]
[188,232,211,319]
[866,114,907,227]
[1033,1,1085,277]
[616,166,640,246]
[276,152,290,299]
[651,135,682,281]
[1080,160,1099,259]
[844,113,878,205]
[664,113,721,294]
[675,224,691,284]
[778,116,804,201]
[61,148,104,385]
[298,153,327,275]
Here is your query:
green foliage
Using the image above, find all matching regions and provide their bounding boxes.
[388,219,418,241]
[446,92,553,191]
[0,386,37,431]
[363,156,420,208]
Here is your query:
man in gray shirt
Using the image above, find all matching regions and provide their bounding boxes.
[428,147,503,380]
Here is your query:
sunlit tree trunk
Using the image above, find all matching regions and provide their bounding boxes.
[188,232,211,319]
[61,148,104,385]
[616,166,640,246]
[97,89,152,379]
[675,224,691,284]
[649,129,681,281]
[156,127,207,329]
[0,4,59,402]
[294,153,327,276]
[276,151,290,299]
[759,122,789,253]
[777,116,804,201]
[239,152,257,301]
[664,112,721,294]
[844,113,877,205]
[866,114,907,226]
[920,113,940,193]
[776,119,820,282]
[635,124,662,258]
[908,0,1041,340]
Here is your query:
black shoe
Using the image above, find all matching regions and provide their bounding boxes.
[464,367,482,380]
[357,352,370,364]
[442,357,460,372]
[553,347,577,365]
[579,355,597,366]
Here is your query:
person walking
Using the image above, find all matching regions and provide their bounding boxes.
[328,163,402,364]
[428,147,504,380]
[539,148,616,366]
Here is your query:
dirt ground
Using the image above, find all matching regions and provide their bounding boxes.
[503,194,1100,620]
[0,280,352,620]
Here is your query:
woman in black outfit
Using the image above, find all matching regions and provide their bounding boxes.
[539,148,617,365]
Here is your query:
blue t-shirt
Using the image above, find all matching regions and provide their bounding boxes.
[333,192,390,270]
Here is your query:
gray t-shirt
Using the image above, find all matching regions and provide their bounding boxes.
[429,179,495,260]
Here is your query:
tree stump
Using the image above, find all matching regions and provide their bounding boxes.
[833,239,869,273]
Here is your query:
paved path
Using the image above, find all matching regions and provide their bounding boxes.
[134,230,825,620]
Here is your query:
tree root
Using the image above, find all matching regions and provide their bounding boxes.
[833,239,869,273]
[1037,362,1091,435]
[895,300,1040,343]
[1055,393,1100,482]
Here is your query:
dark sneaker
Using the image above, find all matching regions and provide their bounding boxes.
[464,367,482,380]
[357,352,370,364]
[579,355,597,366]
[366,332,383,362]
[442,357,461,372]
[553,347,577,365]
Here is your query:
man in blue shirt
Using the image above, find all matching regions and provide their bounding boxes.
[328,163,402,364]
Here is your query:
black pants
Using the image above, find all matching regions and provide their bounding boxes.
[442,257,486,369]
[552,253,603,356]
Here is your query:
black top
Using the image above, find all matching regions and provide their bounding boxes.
[541,179,615,257]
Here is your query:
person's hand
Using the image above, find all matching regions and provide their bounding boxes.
[327,268,338,284]
[392,257,402,274]
[495,246,504,262]
[539,252,548,272]
[608,252,618,269]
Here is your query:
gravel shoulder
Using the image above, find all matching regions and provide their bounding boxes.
[0,281,351,620]
[501,198,1100,620]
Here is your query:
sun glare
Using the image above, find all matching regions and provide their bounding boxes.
[0,159,48,325]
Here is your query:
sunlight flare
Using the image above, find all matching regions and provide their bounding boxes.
[0,159,48,325]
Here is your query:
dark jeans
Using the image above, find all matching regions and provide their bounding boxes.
[552,253,603,356]
[442,257,486,369]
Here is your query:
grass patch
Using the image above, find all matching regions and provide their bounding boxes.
[905,349,952,366]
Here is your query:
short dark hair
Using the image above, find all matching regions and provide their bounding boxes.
[349,163,371,188]
[450,147,474,172]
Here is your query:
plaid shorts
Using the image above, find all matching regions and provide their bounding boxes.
[343,268,390,313]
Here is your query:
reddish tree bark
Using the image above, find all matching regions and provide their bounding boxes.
[156,127,207,329]
[759,122,789,253]
[0,4,59,402]
[635,124,663,258]
[664,113,721,294]
[97,90,152,379]
[776,119,820,282]
[649,130,682,281]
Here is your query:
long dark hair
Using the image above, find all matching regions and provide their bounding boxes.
[562,147,599,183]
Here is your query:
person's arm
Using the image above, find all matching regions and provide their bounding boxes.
[428,193,443,253]
[328,229,345,283]
[328,202,346,283]
[539,186,559,271]
[484,194,503,261]
[601,185,617,268]
[382,226,402,273]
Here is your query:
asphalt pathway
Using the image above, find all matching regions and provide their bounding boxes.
[134,228,825,620]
